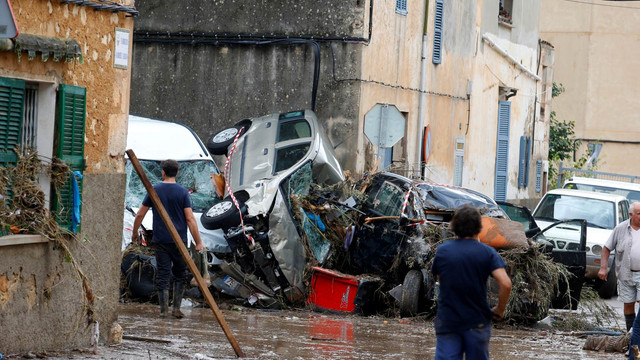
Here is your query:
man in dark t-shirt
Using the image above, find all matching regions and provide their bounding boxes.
[132,159,204,319]
[431,205,512,360]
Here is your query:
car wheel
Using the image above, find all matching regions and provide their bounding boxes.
[400,270,423,317]
[200,199,243,231]
[207,127,242,155]
[598,260,617,299]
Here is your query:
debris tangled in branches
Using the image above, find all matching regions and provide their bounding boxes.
[0,147,95,323]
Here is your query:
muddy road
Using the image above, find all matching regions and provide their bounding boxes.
[29,298,626,360]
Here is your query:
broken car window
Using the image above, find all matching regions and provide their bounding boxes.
[274,143,311,173]
[367,181,406,217]
[125,159,221,212]
[277,119,311,142]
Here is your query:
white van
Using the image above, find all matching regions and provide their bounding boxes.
[564,176,640,204]
[122,115,230,265]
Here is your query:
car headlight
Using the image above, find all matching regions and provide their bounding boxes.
[591,244,602,256]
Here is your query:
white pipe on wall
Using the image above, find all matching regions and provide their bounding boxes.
[482,33,541,82]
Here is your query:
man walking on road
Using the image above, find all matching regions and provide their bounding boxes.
[431,205,512,360]
[598,201,640,332]
[132,159,205,319]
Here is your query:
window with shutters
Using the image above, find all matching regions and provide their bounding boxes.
[395,0,407,15]
[0,77,86,234]
[453,138,464,186]
[517,136,530,188]
[494,101,510,202]
[432,0,444,64]
[52,84,86,232]
[535,160,542,193]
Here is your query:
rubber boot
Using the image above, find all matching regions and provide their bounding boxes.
[158,290,169,318]
[172,281,185,319]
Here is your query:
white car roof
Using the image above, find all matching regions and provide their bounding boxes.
[126,115,211,161]
[546,188,628,202]
[564,176,640,191]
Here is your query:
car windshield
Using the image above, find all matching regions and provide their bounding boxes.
[125,159,221,212]
[565,182,640,203]
[416,183,507,217]
[533,193,616,229]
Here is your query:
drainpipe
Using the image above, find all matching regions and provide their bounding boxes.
[482,33,541,81]
[418,0,430,179]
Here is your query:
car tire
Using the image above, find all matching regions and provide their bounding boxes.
[200,199,244,231]
[400,270,423,317]
[206,127,242,155]
[598,260,617,299]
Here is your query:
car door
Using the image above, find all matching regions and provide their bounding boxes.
[534,219,587,310]
[498,202,586,310]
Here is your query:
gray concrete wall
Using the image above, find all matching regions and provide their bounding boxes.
[130,0,365,172]
[133,0,367,36]
[0,173,125,353]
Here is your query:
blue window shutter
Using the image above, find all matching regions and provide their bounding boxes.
[396,0,408,15]
[494,101,510,202]
[536,160,542,193]
[524,136,531,187]
[518,136,526,188]
[432,0,444,64]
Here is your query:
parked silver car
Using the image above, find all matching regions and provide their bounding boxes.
[200,110,344,296]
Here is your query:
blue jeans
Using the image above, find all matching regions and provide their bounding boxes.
[630,311,640,360]
[435,325,491,360]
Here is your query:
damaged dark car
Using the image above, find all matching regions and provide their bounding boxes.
[347,172,587,319]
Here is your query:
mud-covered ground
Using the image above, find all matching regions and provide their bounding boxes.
[12,297,625,360]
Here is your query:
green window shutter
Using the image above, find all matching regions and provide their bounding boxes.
[0,77,26,167]
[53,84,86,231]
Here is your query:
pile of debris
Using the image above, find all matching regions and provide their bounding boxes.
[0,147,96,322]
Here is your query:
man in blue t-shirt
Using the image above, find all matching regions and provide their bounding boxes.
[431,204,512,360]
[132,159,204,319]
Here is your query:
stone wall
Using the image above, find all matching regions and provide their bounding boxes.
[130,0,366,172]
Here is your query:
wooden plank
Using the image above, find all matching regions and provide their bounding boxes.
[125,149,245,358]
[0,234,47,246]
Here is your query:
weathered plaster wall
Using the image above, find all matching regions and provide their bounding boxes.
[130,0,366,172]
[0,174,125,353]
[358,0,427,176]
[420,0,542,203]
[467,32,539,202]
[420,0,476,184]
[0,0,132,353]
[540,0,640,176]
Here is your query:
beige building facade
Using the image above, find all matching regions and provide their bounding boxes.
[359,0,550,207]
[540,0,640,177]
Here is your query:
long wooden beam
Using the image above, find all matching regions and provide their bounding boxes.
[126,149,245,358]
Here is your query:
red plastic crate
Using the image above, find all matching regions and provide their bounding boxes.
[307,266,360,312]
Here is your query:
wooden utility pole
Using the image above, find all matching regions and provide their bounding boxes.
[126,149,245,358]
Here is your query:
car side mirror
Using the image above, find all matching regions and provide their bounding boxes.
[525,227,540,239]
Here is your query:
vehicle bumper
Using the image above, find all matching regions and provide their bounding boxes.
[585,254,613,279]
